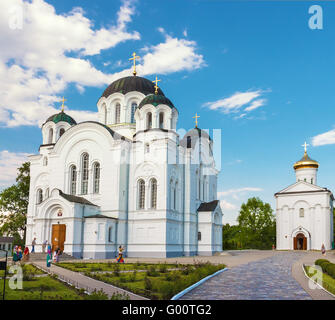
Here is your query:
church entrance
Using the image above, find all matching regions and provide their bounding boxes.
[51,224,66,253]
[294,233,307,250]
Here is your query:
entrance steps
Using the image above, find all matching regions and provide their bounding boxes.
[28,252,77,262]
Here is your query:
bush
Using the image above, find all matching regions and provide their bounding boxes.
[315,259,335,279]
[159,263,168,273]
[130,270,137,282]
[146,265,159,277]
[86,289,109,300]
[144,276,152,290]
[113,264,120,277]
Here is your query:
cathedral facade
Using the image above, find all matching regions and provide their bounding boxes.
[275,145,334,251]
[25,72,223,259]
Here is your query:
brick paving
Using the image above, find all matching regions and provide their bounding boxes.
[181,252,312,300]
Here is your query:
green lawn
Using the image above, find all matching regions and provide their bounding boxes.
[305,265,335,296]
[57,262,226,300]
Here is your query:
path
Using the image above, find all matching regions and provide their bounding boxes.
[32,261,148,300]
[181,252,312,300]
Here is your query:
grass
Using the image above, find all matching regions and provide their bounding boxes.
[57,261,226,300]
[304,265,335,296]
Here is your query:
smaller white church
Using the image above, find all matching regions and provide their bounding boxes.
[275,143,334,251]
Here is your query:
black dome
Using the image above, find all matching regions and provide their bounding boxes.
[101,76,165,98]
[138,94,175,109]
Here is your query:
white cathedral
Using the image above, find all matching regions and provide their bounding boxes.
[25,66,223,259]
[275,144,334,251]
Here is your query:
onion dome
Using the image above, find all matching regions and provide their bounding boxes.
[138,94,175,109]
[101,76,165,98]
[293,151,319,170]
[180,127,211,149]
[44,111,77,126]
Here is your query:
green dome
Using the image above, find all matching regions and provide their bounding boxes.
[45,111,77,125]
[138,94,175,109]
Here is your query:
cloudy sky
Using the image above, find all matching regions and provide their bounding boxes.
[1,0,335,224]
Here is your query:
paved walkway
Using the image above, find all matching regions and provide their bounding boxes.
[181,252,312,300]
[32,261,148,300]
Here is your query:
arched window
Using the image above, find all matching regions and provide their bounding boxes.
[115,103,121,124]
[70,165,77,195]
[145,143,150,153]
[159,112,164,129]
[93,162,100,194]
[146,112,152,129]
[131,103,137,123]
[59,128,65,138]
[81,153,89,195]
[138,179,145,209]
[48,128,54,144]
[108,226,113,242]
[150,178,157,209]
[299,208,304,218]
[37,189,43,204]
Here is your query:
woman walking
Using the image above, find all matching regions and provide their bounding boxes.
[321,243,326,256]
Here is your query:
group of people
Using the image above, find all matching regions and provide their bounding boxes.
[12,245,30,264]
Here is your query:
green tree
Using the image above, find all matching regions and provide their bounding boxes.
[237,197,276,249]
[222,224,240,250]
[0,162,30,246]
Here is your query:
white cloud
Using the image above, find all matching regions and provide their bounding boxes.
[183,29,188,37]
[0,150,29,188]
[220,200,236,210]
[218,187,263,199]
[0,1,206,128]
[311,128,335,146]
[203,90,268,119]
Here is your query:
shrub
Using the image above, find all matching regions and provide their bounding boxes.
[315,259,335,279]
[159,263,168,273]
[110,292,130,300]
[146,265,159,277]
[165,271,181,282]
[130,270,137,282]
[113,264,120,277]
[86,289,109,300]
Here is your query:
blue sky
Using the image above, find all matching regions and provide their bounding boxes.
[1,0,335,224]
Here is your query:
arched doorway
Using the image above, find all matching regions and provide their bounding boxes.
[294,233,307,250]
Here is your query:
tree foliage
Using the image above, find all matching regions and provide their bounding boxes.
[0,162,30,245]
[222,197,276,250]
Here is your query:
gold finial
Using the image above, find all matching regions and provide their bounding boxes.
[129,52,140,76]
[152,76,161,95]
[60,97,67,112]
[302,141,309,154]
[193,113,200,128]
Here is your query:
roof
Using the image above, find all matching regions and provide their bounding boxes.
[44,111,77,126]
[180,127,212,149]
[197,200,219,212]
[101,76,164,98]
[59,191,98,206]
[0,237,14,243]
[84,214,116,219]
[138,94,175,109]
[293,152,319,170]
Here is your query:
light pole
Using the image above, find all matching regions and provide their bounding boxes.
[0,249,8,300]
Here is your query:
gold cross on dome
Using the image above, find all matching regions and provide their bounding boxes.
[152,76,161,95]
[302,141,309,154]
[193,113,200,128]
[60,97,67,112]
[129,52,140,76]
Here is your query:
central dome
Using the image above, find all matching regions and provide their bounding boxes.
[101,76,165,98]
[293,152,319,170]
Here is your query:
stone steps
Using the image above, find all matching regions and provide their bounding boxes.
[28,252,76,262]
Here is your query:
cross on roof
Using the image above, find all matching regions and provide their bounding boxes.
[152,76,161,95]
[302,141,309,154]
[60,97,66,112]
[129,52,140,76]
[193,113,200,128]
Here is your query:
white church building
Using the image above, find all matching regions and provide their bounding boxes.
[25,69,223,259]
[275,144,334,251]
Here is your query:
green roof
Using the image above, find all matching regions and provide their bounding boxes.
[45,111,77,125]
[138,94,175,109]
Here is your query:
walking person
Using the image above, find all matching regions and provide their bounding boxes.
[321,243,326,256]
[12,246,18,265]
[31,238,36,253]
[22,247,30,262]
[17,246,23,262]
[116,245,125,264]
[46,248,52,268]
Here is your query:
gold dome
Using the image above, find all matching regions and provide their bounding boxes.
[293,152,319,170]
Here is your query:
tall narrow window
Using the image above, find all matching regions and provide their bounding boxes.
[93,162,100,194]
[159,112,164,129]
[48,128,53,144]
[37,189,43,204]
[299,208,304,218]
[174,182,178,210]
[108,226,113,242]
[70,165,77,195]
[150,178,157,209]
[138,179,145,209]
[81,153,89,195]
[131,103,137,123]
[45,188,49,199]
[170,180,174,210]
[59,128,65,138]
[147,112,152,129]
[311,178,314,184]
[115,103,121,124]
